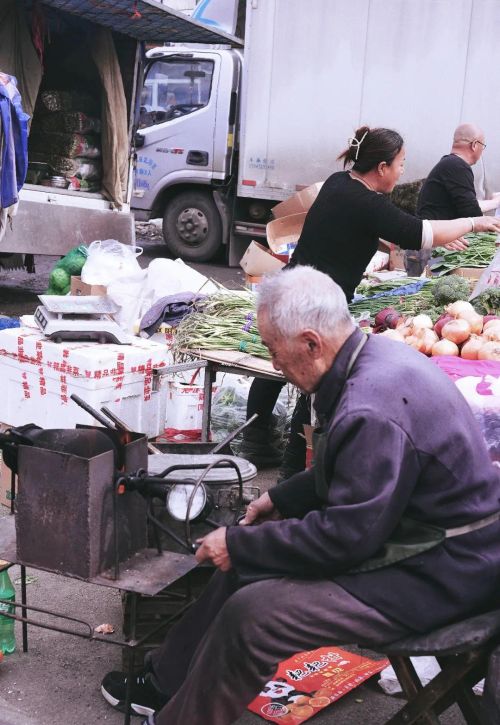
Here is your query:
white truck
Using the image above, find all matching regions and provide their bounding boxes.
[0,0,239,260]
[133,0,500,265]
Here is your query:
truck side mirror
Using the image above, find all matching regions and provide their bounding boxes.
[134,132,145,148]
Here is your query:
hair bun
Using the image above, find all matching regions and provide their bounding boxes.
[337,126,403,171]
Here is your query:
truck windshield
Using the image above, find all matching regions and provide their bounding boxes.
[139,59,214,128]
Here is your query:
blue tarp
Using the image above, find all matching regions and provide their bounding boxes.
[0,74,29,209]
[352,279,430,303]
[39,0,243,45]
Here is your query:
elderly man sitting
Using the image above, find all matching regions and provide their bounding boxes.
[101,266,500,725]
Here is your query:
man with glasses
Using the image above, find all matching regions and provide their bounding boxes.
[405,123,500,273]
[417,122,499,219]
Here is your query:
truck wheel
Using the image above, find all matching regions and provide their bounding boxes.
[163,191,222,262]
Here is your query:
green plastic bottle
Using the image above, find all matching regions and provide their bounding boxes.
[0,569,16,654]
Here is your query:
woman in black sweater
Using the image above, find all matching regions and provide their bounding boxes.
[240,126,500,472]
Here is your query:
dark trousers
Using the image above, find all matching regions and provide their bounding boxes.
[246,377,285,428]
[150,570,411,725]
[247,378,310,470]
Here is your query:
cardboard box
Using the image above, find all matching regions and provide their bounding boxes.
[271,182,323,219]
[365,250,389,275]
[245,274,262,292]
[266,212,306,253]
[0,452,17,509]
[451,267,484,280]
[239,240,285,276]
[388,247,406,271]
[71,276,107,296]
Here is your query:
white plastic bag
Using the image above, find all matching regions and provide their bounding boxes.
[379,657,484,696]
[138,258,219,320]
[379,657,440,696]
[81,239,143,285]
[107,268,147,333]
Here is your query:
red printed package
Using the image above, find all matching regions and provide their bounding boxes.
[248,646,388,723]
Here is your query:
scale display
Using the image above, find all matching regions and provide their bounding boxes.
[34,295,130,344]
[38,295,119,315]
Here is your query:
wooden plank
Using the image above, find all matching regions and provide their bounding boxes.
[182,348,282,378]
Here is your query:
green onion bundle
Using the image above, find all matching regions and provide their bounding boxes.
[174,291,270,360]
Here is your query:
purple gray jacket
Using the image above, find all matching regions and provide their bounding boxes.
[226,328,500,632]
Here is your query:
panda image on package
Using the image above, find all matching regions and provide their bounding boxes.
[259,677,309,707]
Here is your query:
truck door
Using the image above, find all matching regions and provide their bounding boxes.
[135,54,218,189]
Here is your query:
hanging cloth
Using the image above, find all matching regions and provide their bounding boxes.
[0,73,29,208]
[0,0,42,120]
[0,73,29,242]
[90,29,129,209]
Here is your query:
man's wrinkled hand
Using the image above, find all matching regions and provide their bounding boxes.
[239,492,281,526]
[195,527,231,571]
[444,237,469,252]
[475,216,500,234]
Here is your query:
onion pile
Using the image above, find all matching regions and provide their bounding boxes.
[376,302,500,360]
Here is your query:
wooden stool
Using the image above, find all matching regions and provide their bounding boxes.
[379,608,500,724]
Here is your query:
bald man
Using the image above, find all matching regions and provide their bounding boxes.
[405,123,500,274]
[417,123,499,220]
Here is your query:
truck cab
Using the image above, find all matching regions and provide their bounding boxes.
[132,46,241,262]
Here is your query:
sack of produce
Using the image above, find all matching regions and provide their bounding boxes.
[37,90,99,115]
[69,158,102,181]
[30,132,101,159]
[40,111,101,135]
[30,153,102,180]
[45,245,89,296]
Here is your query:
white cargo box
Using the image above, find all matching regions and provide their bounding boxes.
[0,328,170,437]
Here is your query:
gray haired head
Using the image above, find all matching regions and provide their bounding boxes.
[256,266,354,339]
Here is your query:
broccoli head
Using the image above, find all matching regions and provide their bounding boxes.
[431,275,470,306]
[472,287,500,315]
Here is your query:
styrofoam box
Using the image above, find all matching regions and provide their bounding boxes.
[0,328,170,437]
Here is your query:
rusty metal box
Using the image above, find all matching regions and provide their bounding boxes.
[15,431,148,580]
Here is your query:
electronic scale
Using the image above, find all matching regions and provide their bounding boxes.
[34,295,131,344]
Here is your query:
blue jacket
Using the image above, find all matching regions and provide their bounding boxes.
[0,73,29,209]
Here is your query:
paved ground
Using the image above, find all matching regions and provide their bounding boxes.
[0,230,467,724]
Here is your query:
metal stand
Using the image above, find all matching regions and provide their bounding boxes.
[0,512,199,724]
[0,565,196,725]
[9,470,15,516]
